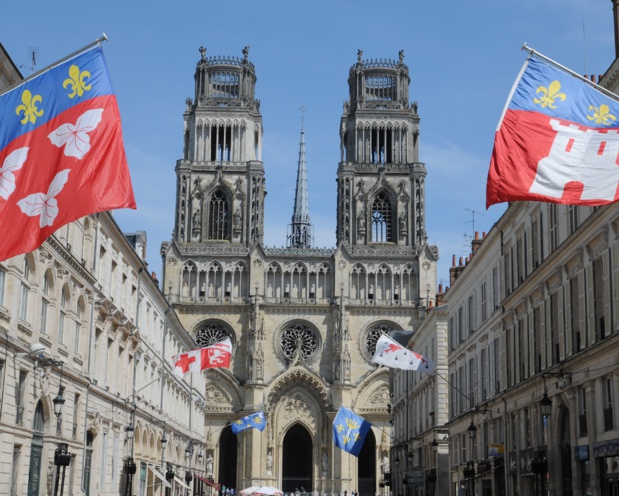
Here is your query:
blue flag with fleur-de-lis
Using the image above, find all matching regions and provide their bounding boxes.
[332,406,372,457]
[231,411,266,434]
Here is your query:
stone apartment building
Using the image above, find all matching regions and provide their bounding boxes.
[0,44,208,496]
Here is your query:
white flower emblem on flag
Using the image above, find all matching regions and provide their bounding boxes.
[17,169,71,227]
[0,147,29,200]
[48,109,103,159]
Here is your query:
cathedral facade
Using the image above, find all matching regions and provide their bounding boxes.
[161,47,438,495]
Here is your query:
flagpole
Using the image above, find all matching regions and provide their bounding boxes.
[0,34,109,96]
[522,42,619,102]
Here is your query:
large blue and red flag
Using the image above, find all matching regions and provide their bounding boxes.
[0,43,135,261]
[486,54,619,208]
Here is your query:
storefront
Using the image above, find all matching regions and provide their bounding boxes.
[593,439,619,496]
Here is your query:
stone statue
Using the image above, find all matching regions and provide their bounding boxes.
[233,209,242,230]
[199,46,206,60]
[381,454,390,474]
[357,49,363,63]
[322,451,328,475]
[193,209,201,229]
[243,45,250,61]
[206,452,214,474]
[399,211,407,231]
[399,50,404,64]
[266,450,273,476]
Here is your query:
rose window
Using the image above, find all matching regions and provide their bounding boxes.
[280,323,319,361]
[196,323,230,347]
[364,324,397,359]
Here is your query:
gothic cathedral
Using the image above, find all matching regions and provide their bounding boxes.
[160,46,438,495]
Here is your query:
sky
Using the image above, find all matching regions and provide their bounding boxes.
[1,0,615,287]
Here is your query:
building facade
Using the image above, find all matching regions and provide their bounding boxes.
[443,23,619,496]
[161,47,438,495]
[0,44,208,496]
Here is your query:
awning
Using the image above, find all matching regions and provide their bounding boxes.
[148,465,171,489]
[194,474,220,489]
[174,476,191,489]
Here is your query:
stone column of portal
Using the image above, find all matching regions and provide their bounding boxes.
[331,386,353,496]
[243,384,266,487]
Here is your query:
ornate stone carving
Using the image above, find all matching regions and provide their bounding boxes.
[369,386,391,404]
[205,385,229,404]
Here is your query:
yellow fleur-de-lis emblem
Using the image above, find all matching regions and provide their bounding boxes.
[533,80,566,109]
[63,65,92,98]
[15,89,44,124]
[587,104,616,125]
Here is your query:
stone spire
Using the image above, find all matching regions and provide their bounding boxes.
[287,118,313,248]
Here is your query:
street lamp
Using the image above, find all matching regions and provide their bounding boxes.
[467,421,477,496]
[540,393,552,418]
[125,425,136,496]
[53,385,65,417]
[53,381,71,496]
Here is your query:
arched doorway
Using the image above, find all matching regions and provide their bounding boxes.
[219,426,238,490]
[282,424,313,492]
[28,401,45,496]
[358,428,376,496]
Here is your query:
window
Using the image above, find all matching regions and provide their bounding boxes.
[371,192,392,242]
[59,287,68,345]
[603,376,614,431]
[481,282,487,322]
[568,205,578,234]
[0,267,6,306]
[549,204,559,251]
[20,257,33,321]
[74,301,82,354]
[10,445,20,496]
[468,295,475,334]
[16,371,27,425]
[40,274,50,334]
[570,277,581,354]
[578,387,587,437]
[73,393,80,439]
[592,256,606,341]
[208,190,228,240]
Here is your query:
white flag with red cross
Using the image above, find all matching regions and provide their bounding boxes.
[172,338,232,377]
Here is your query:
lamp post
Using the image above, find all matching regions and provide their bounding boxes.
[185,442,195,496]
[125,424,136,496]
[53,384,71,496]
[537,393,552,496]
[466,421,477,496]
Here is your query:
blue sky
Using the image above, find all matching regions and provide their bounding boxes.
[1,0,614,287]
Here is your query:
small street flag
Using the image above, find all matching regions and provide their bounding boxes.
[172,338,232,377]
[332,406,371,457]
[371,333,435,374]
[487,50,619,208]
[231,412,266,434]
[0,40,136,261]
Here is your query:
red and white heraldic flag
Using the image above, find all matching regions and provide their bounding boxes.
[371,334,435,374]
[0,43,136,262]
[172,338,232,377]
[487,55,619,208]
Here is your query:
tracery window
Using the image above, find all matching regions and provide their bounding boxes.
[371,192,392,242]
[195,322,231,347]
[279,322,319,362]
[363,323,398,359]
[208,191,228,240]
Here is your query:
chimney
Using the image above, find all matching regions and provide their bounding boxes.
[471,230,483,254]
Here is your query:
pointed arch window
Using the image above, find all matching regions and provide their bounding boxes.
[371,192,393,242]
[208,191,228,240]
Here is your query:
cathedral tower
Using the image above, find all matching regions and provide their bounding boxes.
[337,50,427,249]
[174,46,265,248]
